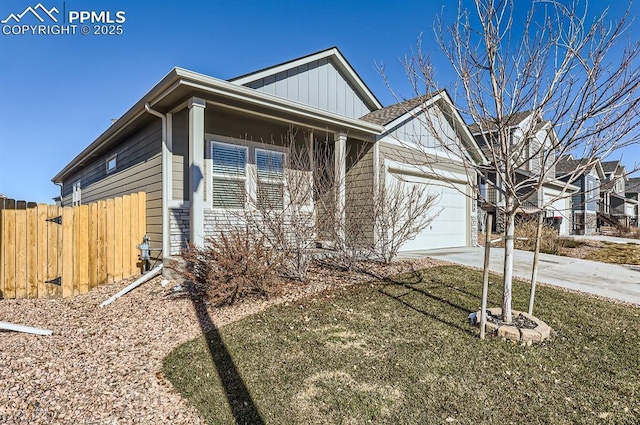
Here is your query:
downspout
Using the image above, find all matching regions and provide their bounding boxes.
[145,104,170,261]
[54,182,63,204]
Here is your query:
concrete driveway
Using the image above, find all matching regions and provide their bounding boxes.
[399,247,640,305]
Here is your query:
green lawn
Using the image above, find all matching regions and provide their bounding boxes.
[163,266,640,424]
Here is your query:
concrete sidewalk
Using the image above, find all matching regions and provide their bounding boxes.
[398,247,640,305]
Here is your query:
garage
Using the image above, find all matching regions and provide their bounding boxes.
[386,168,469,252]
[543,188,572,235]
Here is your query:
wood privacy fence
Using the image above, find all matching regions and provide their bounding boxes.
[0,192,146,299]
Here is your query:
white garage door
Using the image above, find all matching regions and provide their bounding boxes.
[543,189,571,235]
[387,171,468,252]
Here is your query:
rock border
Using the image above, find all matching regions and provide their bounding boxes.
[475,307,552,344]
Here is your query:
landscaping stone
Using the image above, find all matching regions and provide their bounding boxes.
[485,321,499,335]
[474,307,552,344]
[520,328,542,343]
[497,325,520,341]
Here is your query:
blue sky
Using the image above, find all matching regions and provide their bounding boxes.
[0,0,638,202]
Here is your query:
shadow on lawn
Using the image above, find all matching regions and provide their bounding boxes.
[380,285,476,336]
[190,297,265,425]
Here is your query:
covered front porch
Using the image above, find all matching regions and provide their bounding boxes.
[160,94,381,256]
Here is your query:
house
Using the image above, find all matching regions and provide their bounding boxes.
[625,177,640,227]
[469,112,577,235]
[51,47,484,261]
[599,160,633,227]
[555,155,604,235]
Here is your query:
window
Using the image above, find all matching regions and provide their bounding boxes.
[256,149,284,209]
[615,178,623,193]
[106,154,117,173]
[211,142,247,209]
[72,181,81,206]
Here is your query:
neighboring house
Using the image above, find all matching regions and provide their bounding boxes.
[555,155,604,235]
[599,160,632,227]
[625,177,640,227]
[51,47,484,260]
[469,112,576,235]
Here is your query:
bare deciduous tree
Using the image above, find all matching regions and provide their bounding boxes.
[372,172,441,263]
[383,0,640,322]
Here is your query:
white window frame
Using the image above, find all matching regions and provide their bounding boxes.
[207,134,295,212]
[615,177,623,193]
[72,180,81,206]
[255,147,286,210]
[210,140,249,210]
[106,154,117,174]
[587,180,594,211]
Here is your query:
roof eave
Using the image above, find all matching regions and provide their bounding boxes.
[52,68,182,183]
[52,67,384,183]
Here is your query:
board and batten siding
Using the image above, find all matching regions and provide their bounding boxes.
[61,121,163,252]
[385,106,465,158]
[244,58,373,119]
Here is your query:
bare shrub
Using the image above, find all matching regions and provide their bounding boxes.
[242,129,317,281]
[514,217,561,255]
[181,228,284,306]
[372,174,440,263]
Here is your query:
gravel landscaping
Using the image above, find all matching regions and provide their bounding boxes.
[0,258,442,424]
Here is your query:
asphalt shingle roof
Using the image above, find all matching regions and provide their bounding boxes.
[626,177,640,192]
[601,160,621,174]
[359,94,437,126]
[555,158,594,175]
[468,111,533,134]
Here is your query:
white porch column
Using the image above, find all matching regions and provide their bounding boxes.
[188,97,206,248]
[334,133,347,244]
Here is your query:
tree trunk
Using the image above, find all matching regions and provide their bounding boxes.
[502,199,515,323]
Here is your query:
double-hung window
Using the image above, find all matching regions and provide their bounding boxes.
[256,148,284,209]
[211,142,247,209]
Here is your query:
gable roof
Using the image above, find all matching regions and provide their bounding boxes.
[626,177,640,192]
[601,160,621,174]
[555,157,605,179]
[361,91,487,164]
[360,93,438,125]
[468,111,534,134]
[229,47,383,112]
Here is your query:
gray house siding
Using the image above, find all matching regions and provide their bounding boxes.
[345,139,375,247]
[244,58,373,119]
[571,177,584,211]
[172,109,189,202]
[585,174,598,211]
[61,122,163,252]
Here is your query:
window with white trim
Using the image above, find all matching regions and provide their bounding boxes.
[106,154,117,174]
[211,142,247,209]
[72,181,81,206]
[256,148,285,209]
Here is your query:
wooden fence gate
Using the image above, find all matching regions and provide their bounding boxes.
[0,192,146,299]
